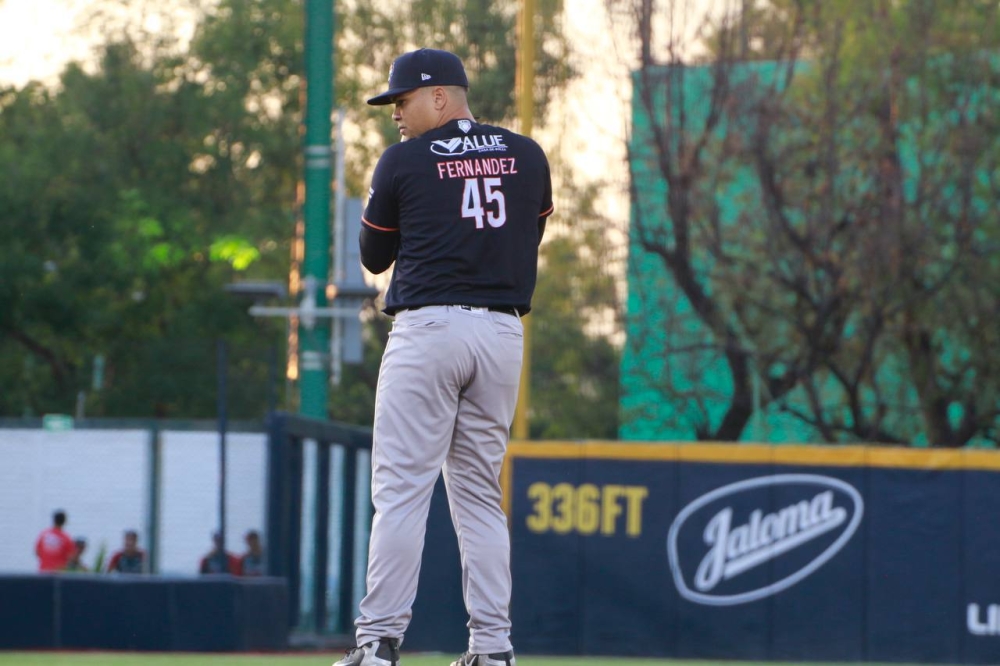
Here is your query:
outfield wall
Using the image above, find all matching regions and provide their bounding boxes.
[501,443,1000,664]
[5,424,999,662]
[0,574,287,651]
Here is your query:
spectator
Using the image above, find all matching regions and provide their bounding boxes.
[107,529,147,574]
[239,530,266,577]
[66,538,89,572]
[199,531,239,574]
[35,509,75,572]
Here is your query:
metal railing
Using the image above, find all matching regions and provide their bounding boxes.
[265,411,372,636]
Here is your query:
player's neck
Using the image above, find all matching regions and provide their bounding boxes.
[436,104,474,128]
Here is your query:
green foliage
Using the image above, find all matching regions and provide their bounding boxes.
[625,0,1000,446]
[92,542,108,574]
[0,0,619,440]
[0,22,290,418]
[531,181,621,440]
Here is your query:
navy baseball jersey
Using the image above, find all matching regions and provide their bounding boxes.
[361,119,553,315]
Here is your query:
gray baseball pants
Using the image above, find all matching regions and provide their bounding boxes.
[356,305,523,655]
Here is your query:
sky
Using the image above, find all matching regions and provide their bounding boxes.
[0,0,640,98]
[0,0,91,87]
[0,0,210,88]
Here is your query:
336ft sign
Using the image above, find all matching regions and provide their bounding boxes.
[525,483,648,537]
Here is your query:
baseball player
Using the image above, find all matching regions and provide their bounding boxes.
[334,48,553,666]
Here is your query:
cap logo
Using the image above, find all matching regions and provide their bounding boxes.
[421,73,431,80]
[387,62,394,83]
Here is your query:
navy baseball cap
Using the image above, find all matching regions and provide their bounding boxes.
[367,48,469,106]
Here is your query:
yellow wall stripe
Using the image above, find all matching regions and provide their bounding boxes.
[501,441,1000,520]
[506,441,1000,470]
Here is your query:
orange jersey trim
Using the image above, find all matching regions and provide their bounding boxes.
[539,205,554,218]
[362,216,399,233]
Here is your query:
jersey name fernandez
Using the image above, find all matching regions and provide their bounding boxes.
[436,157,518,179]
[362,118,554,315]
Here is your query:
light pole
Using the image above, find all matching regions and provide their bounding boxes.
[513,0,536,440]
[300,0,335,420]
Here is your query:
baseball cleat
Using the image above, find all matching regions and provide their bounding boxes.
[450,651,515,666]
[333,638,401,666]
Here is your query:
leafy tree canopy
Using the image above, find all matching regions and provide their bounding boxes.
[1,0,621,440]
[620,0,1000,446]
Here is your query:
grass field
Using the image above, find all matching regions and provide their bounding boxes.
[0,654,721,666]
[0,654,922,666]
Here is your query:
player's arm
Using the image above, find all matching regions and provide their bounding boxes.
[537,150,555,244]
[359,151,401,274]
[360,224,399,274]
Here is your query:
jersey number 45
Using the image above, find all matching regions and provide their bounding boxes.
[461,177,507,229]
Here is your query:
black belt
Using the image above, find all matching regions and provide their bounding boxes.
[400,304,520,317]
[484,305,519,316]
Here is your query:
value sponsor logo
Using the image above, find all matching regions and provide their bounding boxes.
[431,134,507,156]
[667,474,863,606]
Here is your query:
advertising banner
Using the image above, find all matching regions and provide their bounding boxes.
[504,443,1000,665]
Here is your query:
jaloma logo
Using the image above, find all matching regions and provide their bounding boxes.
[667,474,863,606]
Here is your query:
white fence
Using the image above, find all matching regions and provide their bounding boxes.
[0,427,267,576]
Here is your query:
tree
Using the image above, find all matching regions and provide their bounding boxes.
[1,0,618,437]
[616,0,1000,446]
[0,18,290,418]
[531,178,623,440]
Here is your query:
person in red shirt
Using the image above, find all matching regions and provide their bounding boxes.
[35,510,75,572]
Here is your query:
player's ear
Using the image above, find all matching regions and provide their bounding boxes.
[433,86,448,110]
